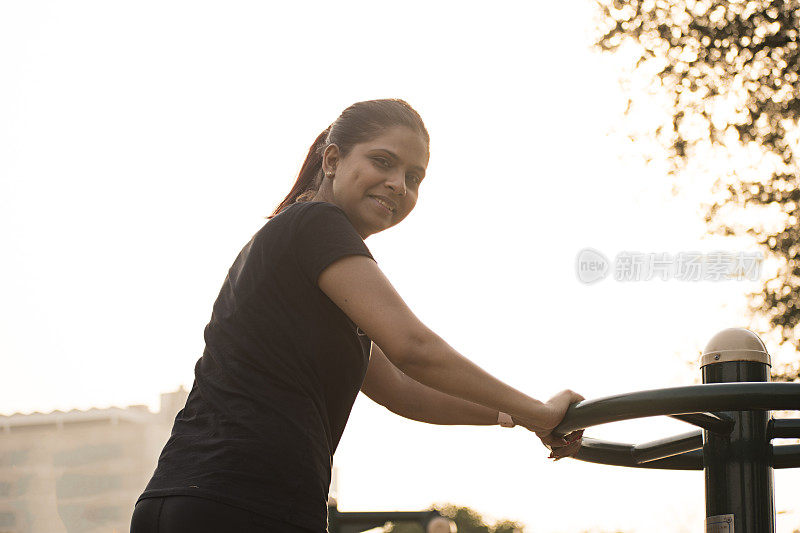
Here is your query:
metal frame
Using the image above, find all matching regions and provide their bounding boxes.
[551,329,800,533]
[326,329,800,532]
[553,383,800,434]
[551,382,800,471]
[327,504,446,533]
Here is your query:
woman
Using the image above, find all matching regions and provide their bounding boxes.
[131,99,584,533]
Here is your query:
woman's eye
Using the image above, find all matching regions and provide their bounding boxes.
[407,175,421,185]
[373,157,390,168]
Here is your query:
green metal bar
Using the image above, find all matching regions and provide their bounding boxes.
[574,437,703,470]
[768,418,800,439]
[771,444,800,469]
[669,412,734,434]
[552,329,800,531]
[703,360,774,532]
[328,506,442,533]
[632,430,703,464]
[553,382,800,435]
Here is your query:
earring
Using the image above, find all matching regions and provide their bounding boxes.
[327,171,334,178]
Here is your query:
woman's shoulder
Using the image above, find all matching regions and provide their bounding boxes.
[291,200,346,216]
[273,201,352,230]
[272,200,344,220]
[259,201,353,243]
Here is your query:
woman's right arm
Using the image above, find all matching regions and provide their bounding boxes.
[318,254,574,430]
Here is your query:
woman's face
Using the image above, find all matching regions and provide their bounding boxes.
[321,126,429,239]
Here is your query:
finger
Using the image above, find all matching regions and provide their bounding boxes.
[548,431,572,443]
[566,437,583,454]
[542,434,569,448]
[566,391,585,404]
[565,430,584,443]
[551,437,583,458]
[553,439,583,460]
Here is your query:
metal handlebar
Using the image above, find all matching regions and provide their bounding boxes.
[551,383,800,470]
[549,328,800,532]
[555,382,800,435]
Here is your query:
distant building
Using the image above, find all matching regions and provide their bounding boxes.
[0,387,188,533]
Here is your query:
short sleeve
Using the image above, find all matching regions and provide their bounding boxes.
[292,202,376,286]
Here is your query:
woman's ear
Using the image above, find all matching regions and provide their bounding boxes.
[322,144,340,177]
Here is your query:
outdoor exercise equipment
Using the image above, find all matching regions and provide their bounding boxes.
[553,328,800,533]
[327,499,456,533]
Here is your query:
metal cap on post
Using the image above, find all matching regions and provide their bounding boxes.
[701,328,774,533]
[700,327,771,368]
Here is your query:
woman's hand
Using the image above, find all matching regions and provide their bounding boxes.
[537,427,584,460]
[512,389,585,460]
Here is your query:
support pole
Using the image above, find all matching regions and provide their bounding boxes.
[701,328,774,532]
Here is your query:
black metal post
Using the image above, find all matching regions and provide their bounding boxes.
[701,328,774,532]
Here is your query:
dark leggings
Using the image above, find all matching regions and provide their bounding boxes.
[131,496,320,533]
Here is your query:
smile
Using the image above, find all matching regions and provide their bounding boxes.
[370,196,396,214]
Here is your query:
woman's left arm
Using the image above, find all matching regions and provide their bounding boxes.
[362,342,500,426]
[362,342,583,457]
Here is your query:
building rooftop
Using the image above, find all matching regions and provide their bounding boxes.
[0,386,188,431]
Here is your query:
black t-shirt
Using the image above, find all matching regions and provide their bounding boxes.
[137,201,376,532]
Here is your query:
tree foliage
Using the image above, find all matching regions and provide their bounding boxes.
[384,504,524,533]
[381,503,631,532]
[595,0,800,372]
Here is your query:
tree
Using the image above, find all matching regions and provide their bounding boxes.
[594,0,800,376]
[381,502,634,532]
[384,504,524,533]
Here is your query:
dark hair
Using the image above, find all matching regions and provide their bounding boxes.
[267,99,430,219]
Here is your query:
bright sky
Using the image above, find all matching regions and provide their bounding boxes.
[2,1,800,532]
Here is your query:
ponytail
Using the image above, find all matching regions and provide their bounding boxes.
[267,127,330,219]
